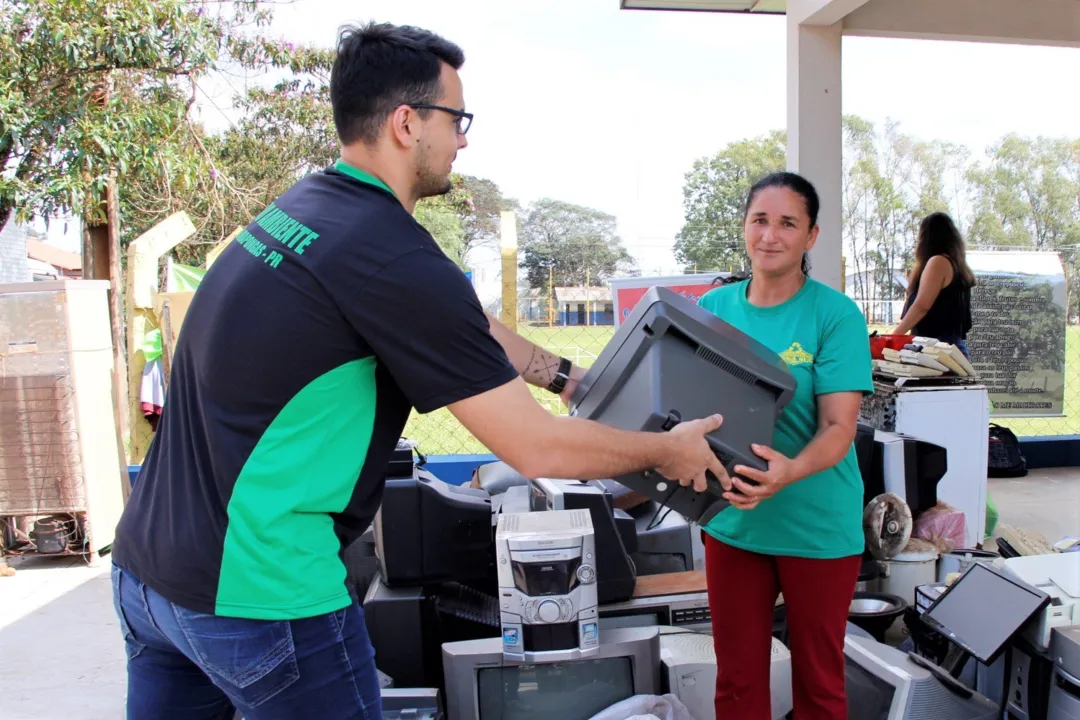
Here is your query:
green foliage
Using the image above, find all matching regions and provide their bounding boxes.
[519,199,635,290]
[673,130,787,273]
[414,175,475,267]
[459,175,519,252]
[680,118,1080,322]
[0,0,316,232]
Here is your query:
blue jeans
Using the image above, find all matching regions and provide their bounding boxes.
[111,564,382,719]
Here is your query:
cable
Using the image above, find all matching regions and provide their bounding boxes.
[646,482,680,531]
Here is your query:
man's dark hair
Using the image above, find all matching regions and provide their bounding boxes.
[330,22,465,145]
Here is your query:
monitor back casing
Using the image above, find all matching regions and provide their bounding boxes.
[570,286,797,525]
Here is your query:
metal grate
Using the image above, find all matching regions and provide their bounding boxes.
[0,375,86,514]
[695,345,758,386]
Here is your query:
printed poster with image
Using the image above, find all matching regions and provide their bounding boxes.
[967,251,1067,418]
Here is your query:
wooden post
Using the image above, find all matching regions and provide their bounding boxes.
[500,211,518,332]
[84,173,131,502]
[160,299,174,387]
[125,212,195,464]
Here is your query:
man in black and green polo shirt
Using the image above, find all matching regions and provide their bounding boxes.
[111,21,728,720]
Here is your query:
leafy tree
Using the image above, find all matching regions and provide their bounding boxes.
[519,199,635,289]
[673,130,786,273]
[0,0,318,233]
[458,175,519,257]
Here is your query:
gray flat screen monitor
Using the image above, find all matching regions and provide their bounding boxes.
[922,562,1051,665]
[569,286,796,525]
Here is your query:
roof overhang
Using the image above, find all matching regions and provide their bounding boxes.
[619,0,785,14]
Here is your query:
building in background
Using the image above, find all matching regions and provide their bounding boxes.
[0,221,31,284]
[26,238,82,280]
[554,286,614,327]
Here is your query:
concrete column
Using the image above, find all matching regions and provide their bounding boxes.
[787,17,844,291]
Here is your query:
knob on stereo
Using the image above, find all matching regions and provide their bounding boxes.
[577,565,596,584]
[537,600,562,624]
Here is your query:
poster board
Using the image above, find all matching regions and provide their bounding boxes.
[967,251,1067,418]
[609,273,729,326]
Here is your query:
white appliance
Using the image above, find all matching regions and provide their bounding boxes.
[881,544,940,607]
[861,382,990,547]
[999,553,1080,651]
[496,509,599,663]
[0,279,127,558]
[660,629,793,720]
[1049,626,1080,720]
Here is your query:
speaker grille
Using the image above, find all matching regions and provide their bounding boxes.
[696,346,758,386]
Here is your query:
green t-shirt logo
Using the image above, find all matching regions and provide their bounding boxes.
[780,342,814,367]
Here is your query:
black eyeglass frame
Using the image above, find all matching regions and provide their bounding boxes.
[407,103,473,135]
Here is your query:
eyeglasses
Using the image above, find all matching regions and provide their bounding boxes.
[407,103,473,135]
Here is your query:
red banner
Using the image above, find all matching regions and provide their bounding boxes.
[611,275,723,326]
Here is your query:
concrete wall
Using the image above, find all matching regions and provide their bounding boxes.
[0,221,31,284]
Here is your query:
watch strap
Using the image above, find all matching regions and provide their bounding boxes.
[546,357,573,395]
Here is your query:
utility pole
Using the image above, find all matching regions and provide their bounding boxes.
[83,77,131,480]
[548,264,554,327]
[499,212,518,332]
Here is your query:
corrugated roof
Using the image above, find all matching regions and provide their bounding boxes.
[620,0,785,14]
[554,286,613,303]
[26,238,81,271]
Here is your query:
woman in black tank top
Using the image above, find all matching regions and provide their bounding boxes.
[892,212,976,357]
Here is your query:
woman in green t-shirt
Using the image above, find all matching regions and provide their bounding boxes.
[697,172,874,720]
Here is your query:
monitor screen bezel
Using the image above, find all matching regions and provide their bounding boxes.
[843,635,919,720]
[921,561,1051,665]
[441,625,662,720]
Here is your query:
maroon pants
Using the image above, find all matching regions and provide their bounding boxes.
[704,534,861,720]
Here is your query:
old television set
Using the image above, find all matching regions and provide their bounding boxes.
[374,470,497,591]
[844,635,999,719]
[569,286,797,525]
[441,626,662,720]
[868,430,948,514]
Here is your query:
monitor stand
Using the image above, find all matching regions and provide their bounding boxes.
[907,650,975,700]
[939,644,972,680]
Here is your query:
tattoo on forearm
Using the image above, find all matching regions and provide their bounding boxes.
[531,353,560,386]
[518,346,560,387]
[520,346,537,377]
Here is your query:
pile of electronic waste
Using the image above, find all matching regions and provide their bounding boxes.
[870,333,977,379]
[344,289,1078,720]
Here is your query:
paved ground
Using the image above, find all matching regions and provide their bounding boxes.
[1,471,1078,720]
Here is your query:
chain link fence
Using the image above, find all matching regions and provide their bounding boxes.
[404,264,1079,456]
[403,287,620,456]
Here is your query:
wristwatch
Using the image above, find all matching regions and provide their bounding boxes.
[547,357,573,395]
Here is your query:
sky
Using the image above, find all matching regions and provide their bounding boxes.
[44,0,1080,277]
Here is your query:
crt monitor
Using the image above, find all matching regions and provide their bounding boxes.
[569,286,797,525]
[844,635,999,720]
[374,469,496,590]
[441,626,661,720]
[922,561,1051,665]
